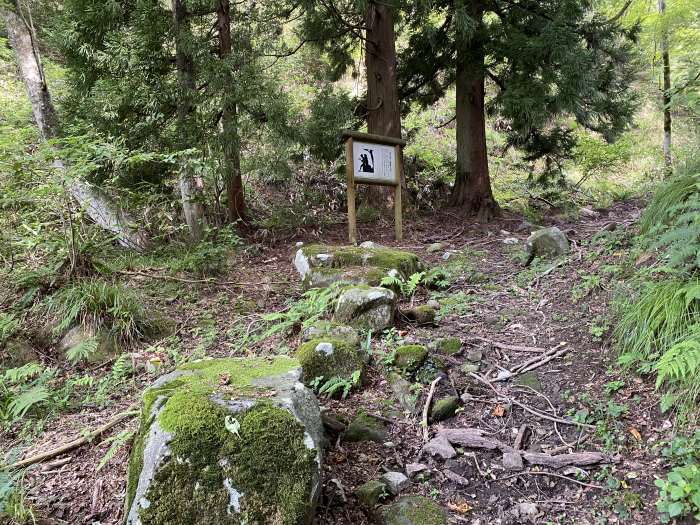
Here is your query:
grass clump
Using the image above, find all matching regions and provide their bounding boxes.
[47,279,160,343]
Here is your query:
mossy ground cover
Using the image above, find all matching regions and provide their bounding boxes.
[301,244,421,278]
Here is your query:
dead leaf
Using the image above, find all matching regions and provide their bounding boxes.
[219,373,231,385]
[629,428,642,441]
[492,404,506,417]
[447,501,473,514]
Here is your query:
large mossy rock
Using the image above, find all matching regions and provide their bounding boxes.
[394,345,428,373]
[296,338,364,385]
[294,244,421,288]
[381,496,447,525]
[301,321,361,347]
[333,286,396,331]
[525,227,569,259]
[125,357,323,525]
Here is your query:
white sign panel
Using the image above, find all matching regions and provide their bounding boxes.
[352,141,397,185]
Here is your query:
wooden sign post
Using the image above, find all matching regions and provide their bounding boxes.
[343,130,406,244]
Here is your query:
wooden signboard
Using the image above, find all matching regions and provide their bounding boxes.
[343,130,406,244]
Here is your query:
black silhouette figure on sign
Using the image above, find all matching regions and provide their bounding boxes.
[359,149,375,173]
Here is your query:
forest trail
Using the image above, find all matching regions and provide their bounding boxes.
[12,200,666,525]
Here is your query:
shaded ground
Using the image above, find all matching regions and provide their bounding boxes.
[2,199,673,524]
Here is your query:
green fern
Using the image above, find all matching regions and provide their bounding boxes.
[65,337,99,365]
[315,370,362,399]
[7,387,51,420]
[97,429,135,471]
[0,313,18,344]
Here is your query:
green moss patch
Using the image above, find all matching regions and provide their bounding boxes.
[126,356,315,524]
[382,496,447,525]
[343,412,387,443]
[302,244,421,278]
[394,345,428,373]
[429,337,462,356]
[296,338,364,384]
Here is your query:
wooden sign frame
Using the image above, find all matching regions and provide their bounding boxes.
[343,130,406,244]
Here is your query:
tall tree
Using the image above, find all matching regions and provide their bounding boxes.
[658,0,673,174]
[216,0,245,222]
[399,0,638,219]
[172,0,206,240]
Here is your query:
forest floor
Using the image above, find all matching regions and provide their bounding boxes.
[4,198,676,525]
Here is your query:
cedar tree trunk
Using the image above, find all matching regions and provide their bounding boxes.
[658,0,672,175]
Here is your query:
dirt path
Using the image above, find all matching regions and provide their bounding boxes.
[8,200,669,525]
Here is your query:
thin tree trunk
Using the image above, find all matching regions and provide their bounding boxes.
[658,0,672,175]
[1,2,149,251]
[217,0,245,222]
[364,1,402,210]
[172,0,206,241]
[450,0,499,221]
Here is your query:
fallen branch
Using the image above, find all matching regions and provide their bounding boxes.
[118,269,289,287]
[422,376,442,442]
[469,337,548,354]
[492,343,569,382]
[5,405,139,471]
[497,469,605,490]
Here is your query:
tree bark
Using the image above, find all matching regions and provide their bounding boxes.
[217,0,245,223]
[1,2,149,251]
[172,0,206,241]
[364,1,402,209]
[658,0,672,175]
[450,0,499,221]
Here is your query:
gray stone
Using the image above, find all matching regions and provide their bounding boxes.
[381,496,447,525]
[343,413,387,443]
[388,372,419,413]
[503,237,519,245]
[423,435,456,459]
[58,325,117,364]
[427,299,440,310]
[333,286,396,331]
[441,252,453,261]
[510,502,540,523]
[402,305,436,325]
[460,363,480,374]
[525,227,569,259]
[430,396,460,422]
[405,463,429,479]
[125,357,322,525]
[381,471,409,495]
[355,479,388,507]
[579,206,599,218]
[502,451,524,471]
[302,321,361,346]
[427,242,445,253]
[466,348,483,362]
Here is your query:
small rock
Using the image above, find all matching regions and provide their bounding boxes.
[460,363,480,374]
[355,479,388,507]
[394,345,428,373]
[500,230,511,236]
[442,469,469,486]
[441,252,453,261]
[381,496,447,525]
[427,299,440,310]
[515,371,542,392]
[344,413,387,443]
[466,348,482,362]
[427,242,445,253]
[502,451,524,471]
[502,237,519,245]
[333,286,397,331]
[360,241,379,249]
[402,305,436,326]
[388,372,419,413]
[515,221,534,233]
[428,337,462,356]
[601,221,618,232]
[525,226,569,259]
[430,396,460,422]
[511,502,540,523]
[295,241,304,247]
[423,435,456,459]
[579,206,599,218]
[381,472,409,495]
[405,463,429,479]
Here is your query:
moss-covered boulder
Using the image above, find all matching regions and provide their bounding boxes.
[58,325,118,364]
[525,227,569,259]
[301,265,390,290]
[430,396,460,422]
[355,479,389,507]
[125,357,323,525]
[296,338,364,386]
[293,244,421,284]
[381,496,447,525]
[402,305,437,326]
[343,412,387,443]
[301,321,361,347]
[333,286,396,331]
[428,337,462,356]
[394,345,428,373]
